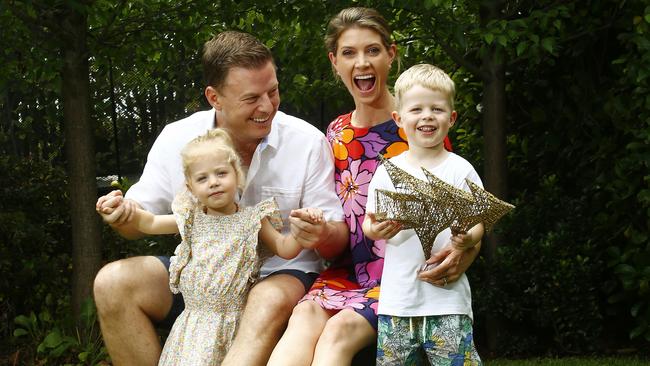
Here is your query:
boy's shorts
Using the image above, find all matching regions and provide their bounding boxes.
[376,314,482,366]
[155,256,318,331]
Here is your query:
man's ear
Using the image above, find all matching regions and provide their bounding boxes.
[205,86,221,111]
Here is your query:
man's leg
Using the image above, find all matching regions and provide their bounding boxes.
[221,273,307,366]
[267,301,331,366]
[93,256,173,366]
[312,309,376,366]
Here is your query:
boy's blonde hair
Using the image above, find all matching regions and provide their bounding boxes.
[394,64,456,111]
[180,128,245,190]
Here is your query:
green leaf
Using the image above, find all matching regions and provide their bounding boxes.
[516,42,528,56]
[541,37,554,54]
[13,328,28,337]
[41,329,64,348]
[484,33,494,45]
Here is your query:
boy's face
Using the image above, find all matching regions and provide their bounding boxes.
[392,85,457,150]
[205,61,280,147]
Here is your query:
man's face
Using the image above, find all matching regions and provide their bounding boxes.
[207,61,280,146]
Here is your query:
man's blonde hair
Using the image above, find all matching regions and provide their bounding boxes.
[394,64,456,111]
[180,128,245,190]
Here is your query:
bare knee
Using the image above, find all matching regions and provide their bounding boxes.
[93,256,170,319]
[246,276,303,325]
[320,310,371,347]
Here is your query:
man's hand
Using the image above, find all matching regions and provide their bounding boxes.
[95,190,138,226]
[288,208,327,249]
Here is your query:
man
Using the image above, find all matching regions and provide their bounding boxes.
[94,31,348,365]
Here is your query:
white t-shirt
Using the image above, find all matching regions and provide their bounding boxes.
[366,152,482,318]
[126,109,345,275]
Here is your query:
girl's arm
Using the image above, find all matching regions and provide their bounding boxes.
[259,218,302,259]
[134,208,179,235]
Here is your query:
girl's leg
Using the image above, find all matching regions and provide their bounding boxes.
[312,309,376,366]
[267,300,332,366]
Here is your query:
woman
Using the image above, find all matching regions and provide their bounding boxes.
[268,7,478,365]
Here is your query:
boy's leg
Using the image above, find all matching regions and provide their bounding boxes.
[93,256,175,366]
[267,300,331,366]
[221,270,316,366]
[421,315,482,366]
[376,315,425,366]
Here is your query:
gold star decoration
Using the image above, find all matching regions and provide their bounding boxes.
[374,155,515,257]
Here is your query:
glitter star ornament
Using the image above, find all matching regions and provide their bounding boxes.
[374,155,515,257]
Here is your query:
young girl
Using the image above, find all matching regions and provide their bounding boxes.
[364,64,483,365]
[114,128,321,365]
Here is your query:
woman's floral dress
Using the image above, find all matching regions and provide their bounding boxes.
[299,112,408,328]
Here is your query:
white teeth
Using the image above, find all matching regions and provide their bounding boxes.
[252,117,268,122]
[417,126,437,132]
[354,75,374,80]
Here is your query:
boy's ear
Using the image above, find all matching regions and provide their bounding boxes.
[391,111,402,127]
[449,110,458,127]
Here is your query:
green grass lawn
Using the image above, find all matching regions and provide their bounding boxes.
[486,357,650,366]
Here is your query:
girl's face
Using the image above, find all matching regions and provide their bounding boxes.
[186,152,239,216]
[329,27,395,108]
[392,85,457,151]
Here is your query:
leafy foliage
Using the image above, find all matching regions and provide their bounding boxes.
[1,0,649,361]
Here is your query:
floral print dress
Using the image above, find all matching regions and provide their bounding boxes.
[300,112,408,328]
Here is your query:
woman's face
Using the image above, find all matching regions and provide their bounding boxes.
[329,27,396,108]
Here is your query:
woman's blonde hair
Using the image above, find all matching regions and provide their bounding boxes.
[180,128,245,190]
[324,7,399,77]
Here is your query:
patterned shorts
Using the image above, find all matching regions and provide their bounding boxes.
[376,314,482,366]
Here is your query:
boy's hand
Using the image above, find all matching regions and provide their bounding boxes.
[95,190,137,226]
[365,212,402,240]
[289,208,327,249]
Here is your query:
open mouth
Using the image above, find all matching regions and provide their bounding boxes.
[417,126,437,132]
[251,115,270,124]
[354,74,376,92]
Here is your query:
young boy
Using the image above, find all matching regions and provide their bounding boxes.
[363,64,484,365]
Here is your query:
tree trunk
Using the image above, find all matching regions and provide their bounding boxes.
[61,3,102,323]
[480,0,508,355]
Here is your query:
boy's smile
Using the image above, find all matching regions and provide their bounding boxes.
[393,85,456,151]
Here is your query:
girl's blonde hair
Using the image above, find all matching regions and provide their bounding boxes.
[324,7,399,77]
[180,128,245,190]
[393,64,456,111]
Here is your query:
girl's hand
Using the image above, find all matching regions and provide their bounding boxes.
[289,208,328,249]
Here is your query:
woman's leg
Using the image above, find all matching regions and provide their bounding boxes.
[267,300,332,366]
[312,309,376,366]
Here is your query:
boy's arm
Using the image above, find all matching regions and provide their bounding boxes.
[450,222,485,250]
[362,212,402,241]
[259,218,302,259]
[133,208,179,235]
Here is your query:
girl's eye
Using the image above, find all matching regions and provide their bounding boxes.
[341,49,354,57]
